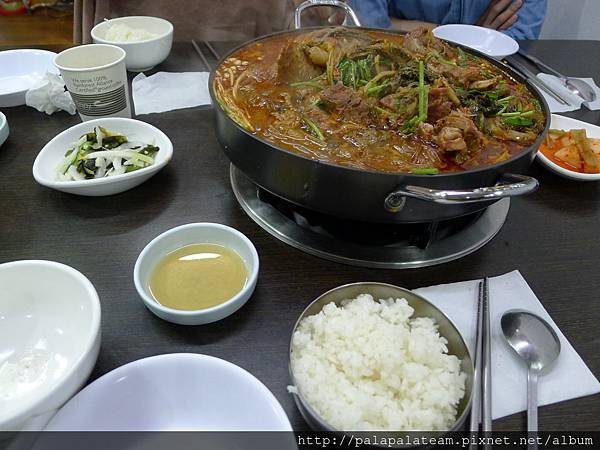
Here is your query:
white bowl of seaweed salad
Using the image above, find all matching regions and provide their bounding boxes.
[33,118,173,196]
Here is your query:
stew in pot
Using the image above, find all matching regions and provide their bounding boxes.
[214,28,545,174]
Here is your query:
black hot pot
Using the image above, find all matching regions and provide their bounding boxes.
[209,0,550,224]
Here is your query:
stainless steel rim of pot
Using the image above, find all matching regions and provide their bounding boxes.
[287,282,475,434]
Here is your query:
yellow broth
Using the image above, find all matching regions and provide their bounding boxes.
[149,244,248,311]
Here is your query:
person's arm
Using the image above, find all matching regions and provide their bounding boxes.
[388,0,525,35]
[389,18,437,33]
[502,0,547,40]
[477,0,523,31]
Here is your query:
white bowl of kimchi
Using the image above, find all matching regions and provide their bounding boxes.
[537,114,600,181]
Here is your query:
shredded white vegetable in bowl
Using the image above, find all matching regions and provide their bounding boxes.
[56,126,159,181]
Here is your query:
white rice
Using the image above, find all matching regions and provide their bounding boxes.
[290,294,466,431]
[104,23,158,42]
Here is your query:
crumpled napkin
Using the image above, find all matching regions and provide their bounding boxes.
[132,72,211,115]
[25,72,76,115]
[536,73,600,113]
[414,270,600,420]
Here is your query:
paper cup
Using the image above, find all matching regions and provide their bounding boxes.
[54,44,131,121]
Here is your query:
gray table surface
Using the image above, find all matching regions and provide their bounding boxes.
[1,39,599,432]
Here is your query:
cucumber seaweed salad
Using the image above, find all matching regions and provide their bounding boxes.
[57,127,159,181]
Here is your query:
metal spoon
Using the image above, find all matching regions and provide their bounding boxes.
[501,310,561,449]
[518,50,597,102]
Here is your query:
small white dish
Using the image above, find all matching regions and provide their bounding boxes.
[433,24,519,59]
[134,223,259,325]
[91,16,173,72]
[0,49,58,107]
[33,117,173,196]
[0,260,101,431]
[0,111,8,147]
[536,114,600,181]
[44,353,291,431]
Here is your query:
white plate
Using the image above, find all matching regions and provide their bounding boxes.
[44,353,292,431]
[0,49,58,107]
[433,24,519,58]
[0,260,101,431]
[536,114,600,181]
[33,117,173,196]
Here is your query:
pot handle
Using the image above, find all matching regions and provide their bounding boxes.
[384,173,539,212]
[294,0,362,29]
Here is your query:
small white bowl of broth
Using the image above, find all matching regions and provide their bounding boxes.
[134,223,259,325]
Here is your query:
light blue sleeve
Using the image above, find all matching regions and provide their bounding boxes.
[502,0,547,40]
[347,0,392,28]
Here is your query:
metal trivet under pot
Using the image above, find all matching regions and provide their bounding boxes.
[230,165,510,269]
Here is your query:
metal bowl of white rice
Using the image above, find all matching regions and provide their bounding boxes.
[288,282,473,434]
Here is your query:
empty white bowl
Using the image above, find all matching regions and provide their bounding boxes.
[134,223,259,325]
[433,24,519,59]
[44,353,291,431]
[0,49,58,107]
[33,117,173,196]
[0,112,8,147]
[0,260,101,431]
[537,114,600,181]
[91,16,173,72]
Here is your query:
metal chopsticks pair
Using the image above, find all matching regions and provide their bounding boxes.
[505,58,571,106]
[470,278,492,450]
[191,39,220,71]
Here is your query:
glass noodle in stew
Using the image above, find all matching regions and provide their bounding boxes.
[214,28,545,174]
